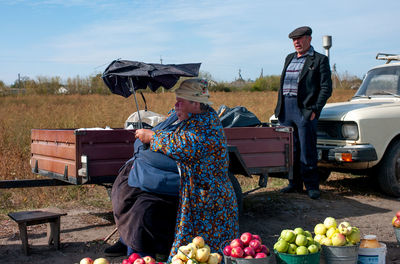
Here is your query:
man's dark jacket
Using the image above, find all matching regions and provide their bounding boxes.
[274,50,332,120]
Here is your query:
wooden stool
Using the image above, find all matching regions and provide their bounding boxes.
[8,210,67,255]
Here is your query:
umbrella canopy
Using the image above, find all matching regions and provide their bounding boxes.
[102,60,201,97]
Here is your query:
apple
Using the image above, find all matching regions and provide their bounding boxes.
[321,237,332,246]
[338,222,352,235]
[396,211,400,219]
[255,252,267,259]
[196,247,211,262]
[326,227,339,239]
[193,236,206,248]
[187,242,198,253]
[223,245,232,256]
[308,244,319,254]
[129,253,142,263]
[304,231,313,238]
[323,217,337,229]
[143,256,156,264]
[394,218,400,228]
[210,253,222,263]
[207,254,219,264]
[240,232,253,246]
[230,238,244,249]
[306,237,314,247]
[294,227,305,236]
[282,230,296,243]
[230,246,244,258]
[287,243,297,254]
[295,234,307,247]
[331,233,346,246]
[296,246,309,255]
[392,216,397,226]
[134,258,146,264]
[259,245,270,255]
[122,260,133,264]
[252,234,262,243]
[273,240,288,253]
[171,259,184,264]
[314,223,327,235]
[346,227,361,244]
[313,234,324,243]
[93,258,110,264]
[243,247,255,257]
[244,256,253,259]
[249,239,261,251]
[80,258,94,264]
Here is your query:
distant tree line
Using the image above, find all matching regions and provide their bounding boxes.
[0,71,361,96]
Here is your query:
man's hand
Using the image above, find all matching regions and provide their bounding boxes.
[310,112,316,121]
[135,129,154,144]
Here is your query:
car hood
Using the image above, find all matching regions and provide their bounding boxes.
[320,100,394,120]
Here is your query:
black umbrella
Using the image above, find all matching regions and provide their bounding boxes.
[102,60,201,127]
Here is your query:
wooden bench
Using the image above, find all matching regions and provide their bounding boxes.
[8,210,67,255]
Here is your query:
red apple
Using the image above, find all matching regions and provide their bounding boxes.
[243,247,255,257]
[129,253,141,263]
[244,256,253,259]
[240,232,253,246]
[394,218,400,228]
[249,239,261,251]
[396,211,400,219]
[255,252,267,259]
[134,259,146,264]
[80,258,94,264]
[122,260,133,264]
[223,245,232,256]
[230,238,244,249]
[230,246,244,258]
[252,234,262,243]
[259,245,270,255]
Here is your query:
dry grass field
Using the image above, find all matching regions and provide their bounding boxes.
[0,89,355,216]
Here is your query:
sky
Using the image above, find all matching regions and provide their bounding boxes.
[0,0,399,85]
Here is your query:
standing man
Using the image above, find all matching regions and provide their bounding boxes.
[274,26,332,199]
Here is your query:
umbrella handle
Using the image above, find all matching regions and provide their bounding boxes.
[129,78,143,129]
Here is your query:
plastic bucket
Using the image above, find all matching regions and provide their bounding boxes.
[274,250,320,264]
[224,256,274,264]
[321,245,359,264]
[394,227,400,244]
[357,243,387,264]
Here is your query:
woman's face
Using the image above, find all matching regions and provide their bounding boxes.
[175,97,200,121]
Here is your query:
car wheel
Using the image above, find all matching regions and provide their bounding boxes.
[377,140,400,197]
[228,171,243,215]
[318,167,331,182]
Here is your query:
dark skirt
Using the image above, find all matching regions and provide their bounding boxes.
[111,160,179,255]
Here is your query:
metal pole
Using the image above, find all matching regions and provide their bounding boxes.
[129,78,143,129]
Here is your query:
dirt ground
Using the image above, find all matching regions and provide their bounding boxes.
[1,173,400,264]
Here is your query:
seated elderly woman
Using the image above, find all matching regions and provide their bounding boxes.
[135,78,239,260]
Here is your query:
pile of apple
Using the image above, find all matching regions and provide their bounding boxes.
[273,227,320,255]
[121,253,163,264]
[391,210,400,228]
[313,217,360,247]
[223,232,270,259]
[171,236,223,264]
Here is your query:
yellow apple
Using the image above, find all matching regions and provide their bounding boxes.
[93,258,109,264]
[193,236,205,248]
[196,247,210,262]
[207,254,219,264]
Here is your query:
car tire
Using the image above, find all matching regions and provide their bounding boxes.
[377,140,400,197]
[228,171,243,215]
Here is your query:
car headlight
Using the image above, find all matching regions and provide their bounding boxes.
[342,123,359,140]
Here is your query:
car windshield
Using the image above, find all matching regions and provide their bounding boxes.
[354,66,400,97]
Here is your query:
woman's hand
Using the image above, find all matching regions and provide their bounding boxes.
[135,129,154,144]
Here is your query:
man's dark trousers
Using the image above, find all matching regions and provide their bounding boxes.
[279,96,319,190]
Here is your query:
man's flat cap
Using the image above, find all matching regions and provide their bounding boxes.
[288,26,312,39]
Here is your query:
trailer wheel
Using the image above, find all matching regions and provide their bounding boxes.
[377,140,400,197]
[228,171,243,215]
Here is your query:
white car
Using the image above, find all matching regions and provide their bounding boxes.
[271,53,400,197]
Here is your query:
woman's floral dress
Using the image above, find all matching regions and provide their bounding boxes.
[151,108,239,259]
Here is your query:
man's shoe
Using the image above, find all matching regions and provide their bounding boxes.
[280,185,303,193]
[104,240,127,257]
[308,190,320,199]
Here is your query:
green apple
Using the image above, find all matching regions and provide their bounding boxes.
[314,223,327,235]
[296,246,309,255]
[295,234,307,246]
[294,227,305,236]
[282,230,296,243]
[346,227,360,245]
[332,233,346,246]
[274,240,289,253]
[321,237,332,246]
[287,243,297,254]
[306,237,314,247]
[326,227,339,239]
[323,217,337,229]
[313,234,324,243]
[338,222,352,235]
[304,231,312,238]
[308,244,319,254]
